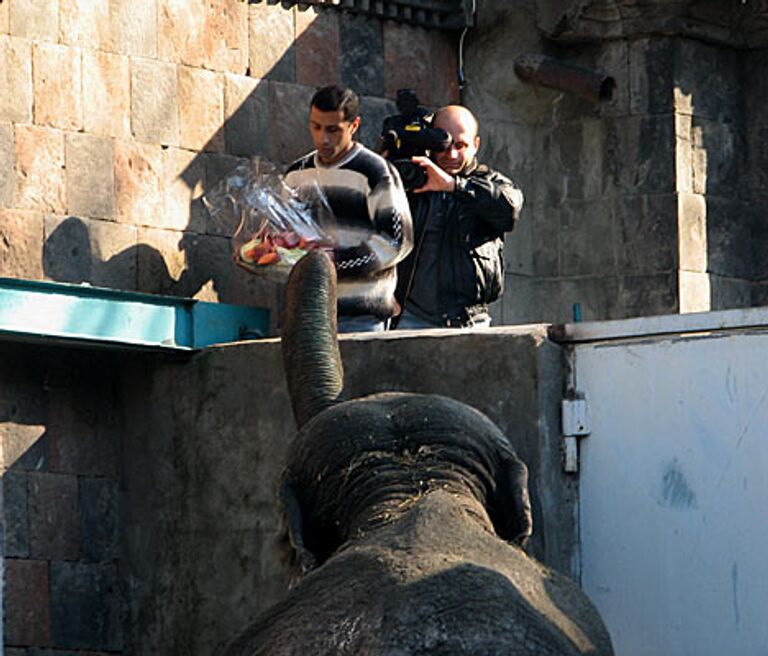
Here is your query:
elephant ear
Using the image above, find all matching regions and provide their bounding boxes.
[280,481,318,578]
[488,450,533,547]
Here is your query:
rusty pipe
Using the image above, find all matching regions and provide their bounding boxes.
[514,53,615,104]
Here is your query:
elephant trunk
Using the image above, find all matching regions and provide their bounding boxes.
[281,251,344,428]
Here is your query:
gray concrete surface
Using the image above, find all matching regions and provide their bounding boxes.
[118,327,574,655]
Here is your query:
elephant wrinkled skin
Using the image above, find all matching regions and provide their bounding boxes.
[224,251,613,656]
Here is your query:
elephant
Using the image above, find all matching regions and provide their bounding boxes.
[224,251,613,655]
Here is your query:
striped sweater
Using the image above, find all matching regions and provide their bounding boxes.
[284,143,413,319]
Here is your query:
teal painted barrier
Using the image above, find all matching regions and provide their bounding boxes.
[0,277,270,352]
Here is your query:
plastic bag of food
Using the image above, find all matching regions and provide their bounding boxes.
[203,158,335,272]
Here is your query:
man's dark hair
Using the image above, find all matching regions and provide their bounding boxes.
[310,85,360,121]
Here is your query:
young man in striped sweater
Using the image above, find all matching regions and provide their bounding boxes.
[284,85,413,333]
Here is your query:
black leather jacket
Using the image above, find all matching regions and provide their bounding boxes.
[395,162,523,325]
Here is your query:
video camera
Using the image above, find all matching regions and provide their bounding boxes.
[380,89,452,191]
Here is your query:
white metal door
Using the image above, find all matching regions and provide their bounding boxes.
[576,329,768,656]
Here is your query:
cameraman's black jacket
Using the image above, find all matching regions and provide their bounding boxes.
[395,162,523,325]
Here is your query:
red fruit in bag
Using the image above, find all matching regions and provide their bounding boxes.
[257,251,280,265]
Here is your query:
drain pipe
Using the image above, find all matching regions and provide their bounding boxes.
[514,53,615,104]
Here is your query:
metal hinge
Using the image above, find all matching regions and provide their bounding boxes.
[561,396,590,473]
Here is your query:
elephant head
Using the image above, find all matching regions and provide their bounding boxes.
[225,251,613,655]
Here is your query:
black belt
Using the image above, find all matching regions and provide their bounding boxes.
[441,305,488,328]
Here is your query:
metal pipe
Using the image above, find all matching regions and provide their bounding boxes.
[514,53,615,104]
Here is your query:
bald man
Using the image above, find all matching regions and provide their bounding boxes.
[393,105,524,329]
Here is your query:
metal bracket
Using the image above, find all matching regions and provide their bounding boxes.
[562,397,591,473]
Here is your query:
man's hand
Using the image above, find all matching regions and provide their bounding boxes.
[411,156,456,193]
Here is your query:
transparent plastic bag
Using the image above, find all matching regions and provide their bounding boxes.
[203,158,336,272]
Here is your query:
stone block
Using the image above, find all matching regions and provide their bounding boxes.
[753,202,768,281]
[340,12,384,97]
[424,30,459,107]
[162,147,207,232]
[295,6,339,87]
[359,95,396,152]
[527,204,559,278]
[744,119,768,204]
[224,74,270,158]
[674,113,705,195]
[158,0,205,67]
[60,0,110,49]
[178,66,225,152]
[560,198,616,277]
[268,81,313,165]
[4,649,27,656]
[604,114,676,195]
[596,40,629,118]
[28,471,80,559]
[546,119,605,200]
[43,214,97,283]
[109,0,157,57]
[706,196,753,280]
[752,281,768,307]
[85,218,139,289]
[677,192,707,273]
[5,558,51,646]
[501,274,623,325]
[710,274,752,311]
[0,0,8,34]
[44,214,138,289]
[676,114,744,197]
[629,37,675,116]
[33,42,83,131]
[217,260,281,315]
[383,22,432,106]
[674,39,741,123]
[1,422,47,472]
[136,226,187,296]
[614,193,678,275]
[204,0,248,74]
[4,471,30,557]
[80,477,119,562]
[248,2,295,82]
[10,0,59,40]
[152,228,236,302]
[0,36,32,123]
[82,50,131,139]
[678,269,710,313]
[619,271,679,316]
[131,58,179,146]
[14,125,66,213]
[50,561,122,651]
[0,208,45,279]
[66,133,114,220]
[47,385,118,477]
[114,140,164,226]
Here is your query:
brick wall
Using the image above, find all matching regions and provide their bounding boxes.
[0,0,459,319]
[1,1,459,652]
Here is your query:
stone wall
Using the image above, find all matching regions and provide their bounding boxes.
[0,0,459,332]
[467,0,768,324]
[2,327,572,655]
[2,341,124,655]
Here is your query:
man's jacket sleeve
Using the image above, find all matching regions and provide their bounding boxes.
[453,168,524,235]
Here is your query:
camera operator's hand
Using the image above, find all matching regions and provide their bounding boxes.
[410,156,456,194]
